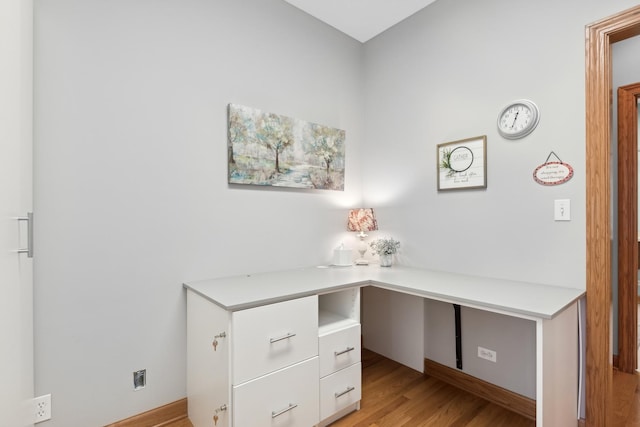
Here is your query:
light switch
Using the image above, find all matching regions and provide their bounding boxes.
[554,199,571,221]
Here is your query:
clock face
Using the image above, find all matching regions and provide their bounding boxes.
[497,99,540,139]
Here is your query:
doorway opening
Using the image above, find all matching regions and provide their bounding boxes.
[617,82,640,374]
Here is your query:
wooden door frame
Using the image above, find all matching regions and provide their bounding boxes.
[617,82,640,374]
[586,5,640,426]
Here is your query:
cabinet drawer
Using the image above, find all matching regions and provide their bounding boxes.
[320,362,362,421]
[319,324,361,377]
[233,357,320,427]
[232,295,318,384]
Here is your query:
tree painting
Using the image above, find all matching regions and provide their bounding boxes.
[255,113,293,174]
[228,104,346,190]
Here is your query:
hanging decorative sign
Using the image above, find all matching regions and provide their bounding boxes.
[533,151,574,186]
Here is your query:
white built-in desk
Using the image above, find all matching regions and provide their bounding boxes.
[184,265,584,427]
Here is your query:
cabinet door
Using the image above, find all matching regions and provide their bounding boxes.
[233,357,320,427]
[232,295,318,384]
[187,291,231,427]
[319,324,361,378]
[320,362,362,421]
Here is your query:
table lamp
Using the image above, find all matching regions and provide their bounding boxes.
[347,208,378,265]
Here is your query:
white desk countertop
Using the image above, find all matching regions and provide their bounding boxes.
[183,265,585,319]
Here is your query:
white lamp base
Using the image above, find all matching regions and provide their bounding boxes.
[355,232,369,266]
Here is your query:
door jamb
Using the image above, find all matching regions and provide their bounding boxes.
[586,5,640,426]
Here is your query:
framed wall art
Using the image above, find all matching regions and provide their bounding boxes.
[437,135,487,191]
[227,104,346,191]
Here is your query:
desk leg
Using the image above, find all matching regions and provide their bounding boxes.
[536,302,578,427]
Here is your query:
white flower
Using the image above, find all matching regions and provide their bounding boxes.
[369,237,400,256]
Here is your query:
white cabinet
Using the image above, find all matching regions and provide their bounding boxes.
[233,358,319,427]
[232,296,318,385]
[319,323,361,377]
[187,293,319,427]
[186,291,232,427]
[319,362,362,421]
[187,287,362,427]
[318,288,362,426]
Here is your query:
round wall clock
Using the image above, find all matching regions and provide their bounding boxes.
[497,99,540,140]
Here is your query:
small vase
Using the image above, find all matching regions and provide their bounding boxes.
[379,254,393,267]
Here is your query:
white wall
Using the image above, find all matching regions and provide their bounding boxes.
[33,1,363,425]
[424,300,536,398]
[34,1,640,425]
[361,0,638,396]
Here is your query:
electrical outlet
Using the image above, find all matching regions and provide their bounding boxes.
[34,394,51,423]
[477,346,497,363]
[133,369,146,390]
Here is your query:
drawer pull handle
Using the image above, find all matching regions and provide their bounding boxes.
[334,346,355,357]
[270,332,296,344]
[15,212,33,258]
[271,403,298,418]
[335,386,355,398]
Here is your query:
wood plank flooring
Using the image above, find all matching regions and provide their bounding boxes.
[329,349,534,427]
[166,349,533,427]
[611,368,640,427]
[158,352,640,427]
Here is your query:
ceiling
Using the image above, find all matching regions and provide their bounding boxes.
[282,0,438,43]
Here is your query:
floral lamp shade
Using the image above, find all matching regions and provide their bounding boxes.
[347,208,378,234]
[347,208,378,265]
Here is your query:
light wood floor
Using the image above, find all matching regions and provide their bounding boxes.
[329,349,534,427]
[168,349,534,427]
[161,353,640,427]
[612,368,640,426]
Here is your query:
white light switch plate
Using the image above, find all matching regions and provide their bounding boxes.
[554,199,571,221]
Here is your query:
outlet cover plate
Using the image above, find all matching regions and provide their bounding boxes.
[554,199,571,221]
[34,394,51,423]
[477,346,497,363]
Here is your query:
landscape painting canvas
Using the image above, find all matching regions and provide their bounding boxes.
[228,104,346,190]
